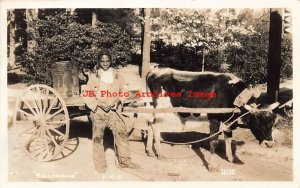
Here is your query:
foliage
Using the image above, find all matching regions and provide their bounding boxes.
[150,8,292,84]
[14,8,293,85]
[281,37,293,79]
[226,32,269,84]
[21,12,132,85]
[151,40,200,71]
[11,9,27,57]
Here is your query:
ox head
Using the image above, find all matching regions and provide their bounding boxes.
[242,102,280,148]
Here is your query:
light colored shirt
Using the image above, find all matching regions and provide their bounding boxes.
[83,69,127,112]
[98,68,113,84]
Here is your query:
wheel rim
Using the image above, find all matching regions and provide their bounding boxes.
[13,84,70,162]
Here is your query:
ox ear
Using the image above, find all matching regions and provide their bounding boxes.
[268,102,280,111]
[253,87,262,98]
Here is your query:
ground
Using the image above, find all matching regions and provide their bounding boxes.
[7,65,293,181]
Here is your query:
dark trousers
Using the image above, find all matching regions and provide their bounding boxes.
[91,109,131,171]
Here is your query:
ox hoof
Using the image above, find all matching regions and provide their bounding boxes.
[227,156,234,163]
[232,156,244,164]
[146,151,156,157]
[157,155,167,161]
[208,164,219,173]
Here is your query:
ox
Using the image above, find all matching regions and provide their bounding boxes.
[145,68,279,172]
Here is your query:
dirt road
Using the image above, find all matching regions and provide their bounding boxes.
[7,118,293,181]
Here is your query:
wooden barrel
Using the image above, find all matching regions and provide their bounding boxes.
[52,61,78,98]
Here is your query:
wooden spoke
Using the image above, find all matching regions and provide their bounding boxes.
[48,127,65,137]
[42,89,49,114]
[45,96,58,118]
[29,145,47,153]
[45,129,59,146]
[63,146,74,152]
[51,145,56,155]
[28,139,47,147]
[46,120,67,125]
[16,108,34,119]
[21,98,37,116]
[46,108,64,121]
[35,86,43,113]
[33,147,48,157]
[29,90,41,114]
[33,86,43,113]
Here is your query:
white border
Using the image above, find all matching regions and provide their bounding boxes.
[1,0,300,188]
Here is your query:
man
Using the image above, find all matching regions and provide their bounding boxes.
[84,48,140,173]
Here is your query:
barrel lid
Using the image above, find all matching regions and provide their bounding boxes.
[51,61,72,69]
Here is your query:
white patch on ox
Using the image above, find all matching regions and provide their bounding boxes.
[154,88,210,133]
[154,88,183,132]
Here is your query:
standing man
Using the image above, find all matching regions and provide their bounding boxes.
[84,48,140,173]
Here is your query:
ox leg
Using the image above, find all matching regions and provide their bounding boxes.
[152,124,166,160]
[224,130,233,163]
[146,123,155,157]
[208,119,220,172]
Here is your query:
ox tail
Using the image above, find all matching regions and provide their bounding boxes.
[144,68,157,123]
[145,70,150,94]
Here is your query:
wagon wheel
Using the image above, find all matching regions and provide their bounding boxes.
[13,84,70,162]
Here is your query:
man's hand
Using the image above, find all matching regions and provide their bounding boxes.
[98,101,112,112]
[110,99,121,111]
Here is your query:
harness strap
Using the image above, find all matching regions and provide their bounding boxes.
[160,105,263,145]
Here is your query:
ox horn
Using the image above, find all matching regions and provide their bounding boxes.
[243,103,260,112]
[268,102,280,111]
[244,104,253,111]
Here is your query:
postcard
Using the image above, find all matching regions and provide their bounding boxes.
[1,0,299,187]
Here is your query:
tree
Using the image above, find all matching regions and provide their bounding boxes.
[267,8,283,103]
[8,9,16,69]
[141,8,151,79]
[150,8,283,84]
[26,9,39,53]
[21,12,132,85]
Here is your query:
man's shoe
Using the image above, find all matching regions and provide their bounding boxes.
[119,162,141,169]
[95,168,106,173]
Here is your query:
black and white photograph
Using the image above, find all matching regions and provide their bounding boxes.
[1,0,299,186]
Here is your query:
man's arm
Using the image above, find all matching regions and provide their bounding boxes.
[83,74,98,112]
[116,71,129,104]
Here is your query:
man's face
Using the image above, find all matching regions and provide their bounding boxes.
[99,55,111,70]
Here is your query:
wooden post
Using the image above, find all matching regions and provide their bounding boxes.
[267,9,283,103]
[141,8,151,80]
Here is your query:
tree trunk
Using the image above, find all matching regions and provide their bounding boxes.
[267,8,283,103]
[26,9,38,53]
[66,8,75,15]
[8,9,16,69]
[141,8,151,79]
[92,11,97,27]
[201,52,205,72]
[138,8,145,77]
